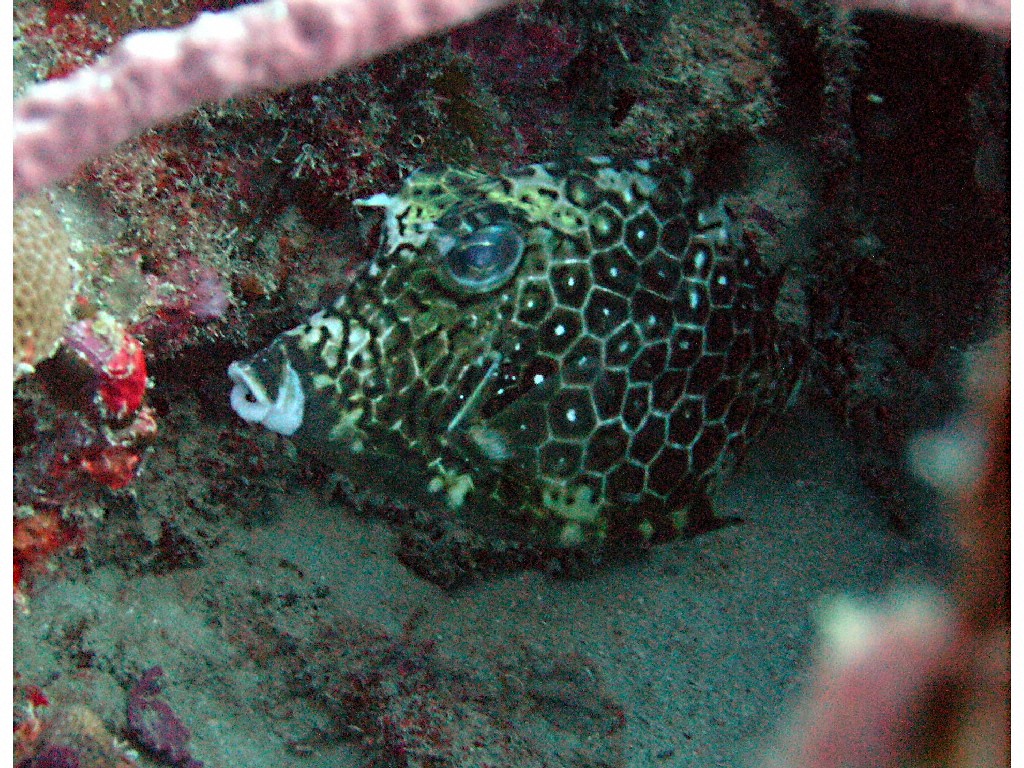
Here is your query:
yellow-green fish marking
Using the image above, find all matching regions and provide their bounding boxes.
[228,158,802,550]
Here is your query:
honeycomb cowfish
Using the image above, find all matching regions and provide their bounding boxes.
[228,158,803,550]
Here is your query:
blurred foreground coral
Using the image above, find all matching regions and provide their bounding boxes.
[765,331,1009,768]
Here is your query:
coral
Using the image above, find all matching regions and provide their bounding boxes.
[13,0,513,196]
[611,0,781,163]
[128,262,232,350]
[76,445,144,491]
[759,0,862,176]
[13,1,112,85]
[64,315,149,421]
[16,0,608,367]
[13,311,158,600]
[13,194,77,380]
[13,507,81,597]
[17,402,157,504]
[764,333,1009,768]
[15,0,224,87]
[34,313,158,494]
[449,5,582,91]
[57,127,243,357]
[14,700,137,768]
[48,0,212,40]
[443,3,586,160]
[18,745,82,768]
[126,667,203,768]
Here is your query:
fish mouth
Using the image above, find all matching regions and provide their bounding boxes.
[227,357,305,436]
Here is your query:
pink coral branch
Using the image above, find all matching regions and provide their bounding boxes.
[13,0,512,197]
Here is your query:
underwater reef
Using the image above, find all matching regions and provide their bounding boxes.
[12,0,1007,765]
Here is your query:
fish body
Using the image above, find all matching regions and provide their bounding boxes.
[228,158,803,549]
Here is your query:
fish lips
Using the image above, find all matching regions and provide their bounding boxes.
[227,346,306,436]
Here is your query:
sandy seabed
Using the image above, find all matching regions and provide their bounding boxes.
[13,400,952,768]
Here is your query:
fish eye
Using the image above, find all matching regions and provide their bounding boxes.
[437,222,524,295]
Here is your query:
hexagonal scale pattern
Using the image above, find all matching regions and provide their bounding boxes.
[235,158,804,551]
